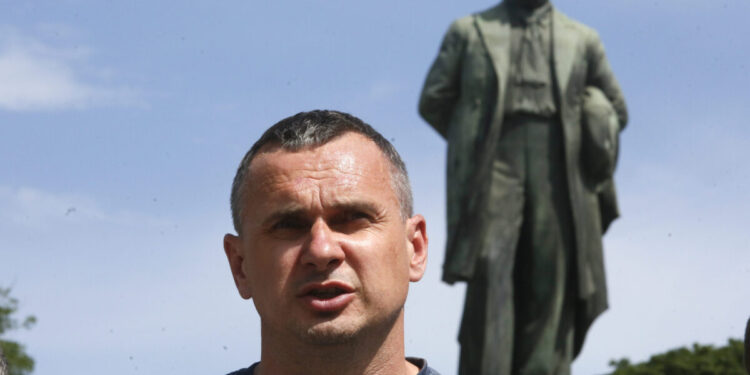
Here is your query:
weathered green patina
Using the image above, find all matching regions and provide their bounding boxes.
[419,0,627,373]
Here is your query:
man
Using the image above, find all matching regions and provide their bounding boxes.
[419,0,627,374]
[223,110,440,375]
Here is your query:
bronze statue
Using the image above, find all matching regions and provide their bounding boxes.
[418,0,627,373]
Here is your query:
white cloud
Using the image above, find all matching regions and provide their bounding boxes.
[0,27,137,111]
[0,186,168,228]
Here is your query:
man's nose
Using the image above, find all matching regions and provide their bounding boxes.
[300,218,344,271]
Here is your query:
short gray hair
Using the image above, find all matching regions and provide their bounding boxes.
[230,110,413,234]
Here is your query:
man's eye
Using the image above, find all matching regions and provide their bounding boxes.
[337,211,372,223]
[327,211,373,234]
[272,218,308,231]
[345,211,372,222]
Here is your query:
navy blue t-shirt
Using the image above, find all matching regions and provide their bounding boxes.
[228,357,441,375]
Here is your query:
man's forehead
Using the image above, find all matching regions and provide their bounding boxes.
[240,133,396,220]
[250,133,388,176]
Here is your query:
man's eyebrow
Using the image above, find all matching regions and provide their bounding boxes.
[261,201,384,226]
[328,201,382,215]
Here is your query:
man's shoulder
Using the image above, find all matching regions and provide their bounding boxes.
[407,357,442,375]
[226,359,440,375]
[226,362,258,375]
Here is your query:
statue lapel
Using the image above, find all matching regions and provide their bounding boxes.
[552,9,576,95]
[474,4,511,109]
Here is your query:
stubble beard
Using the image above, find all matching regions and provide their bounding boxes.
[295,304,405,346]
[301,320,360,345]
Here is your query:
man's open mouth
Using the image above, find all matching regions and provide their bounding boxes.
[309,287,348,299]
[297,281,355,312]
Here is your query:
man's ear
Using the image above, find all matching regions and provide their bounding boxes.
[224,233,253,299]
[405,214,428,282]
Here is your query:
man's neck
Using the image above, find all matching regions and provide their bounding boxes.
[256,313,416,375]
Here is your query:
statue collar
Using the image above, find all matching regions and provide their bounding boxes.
[506,2,553,26]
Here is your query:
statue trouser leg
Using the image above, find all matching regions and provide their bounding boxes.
[512,117,576,375]
[458,116,575,375]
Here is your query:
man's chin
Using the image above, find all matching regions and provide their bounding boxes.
[299,319,361,345]
[292,304,404,345]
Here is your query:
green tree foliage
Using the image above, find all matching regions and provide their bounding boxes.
[0,288,35,375]
[610,339,745,375]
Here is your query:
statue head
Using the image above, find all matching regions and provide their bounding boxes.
[507,0,549,10]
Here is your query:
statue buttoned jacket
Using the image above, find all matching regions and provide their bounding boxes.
[418,3,627,356]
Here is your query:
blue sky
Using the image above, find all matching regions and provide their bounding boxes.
[1,0,749,374]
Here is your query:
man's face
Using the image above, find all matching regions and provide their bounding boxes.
[224,132,427,345]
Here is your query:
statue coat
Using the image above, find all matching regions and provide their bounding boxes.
[418,2,628,357]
